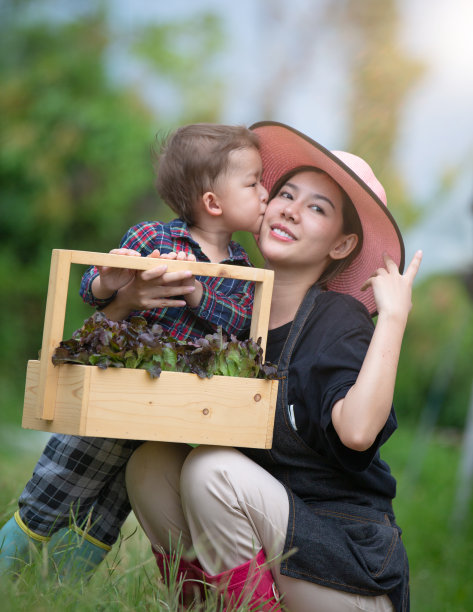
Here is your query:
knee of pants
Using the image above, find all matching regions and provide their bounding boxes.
[126,442,188,513]
[180,446,260,514]
[180,446,242,511]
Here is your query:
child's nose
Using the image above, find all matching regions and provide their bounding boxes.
[260,184,269,203]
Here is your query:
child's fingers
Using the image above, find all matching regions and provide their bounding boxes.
[157,252,178,260]
[109,248,141,257]
[148,250,195,261]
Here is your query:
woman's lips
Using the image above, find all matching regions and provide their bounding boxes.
[270,224,296,241]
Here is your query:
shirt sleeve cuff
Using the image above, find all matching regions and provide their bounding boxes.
[93,290,118,310]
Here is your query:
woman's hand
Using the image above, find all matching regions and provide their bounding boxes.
[147,250,203,308]
[361,250,423,323]
[101,250,199,320]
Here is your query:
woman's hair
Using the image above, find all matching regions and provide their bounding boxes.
[269,166,364,287]
[154,124,260,226]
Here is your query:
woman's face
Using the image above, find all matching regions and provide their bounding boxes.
[258,170,356,273]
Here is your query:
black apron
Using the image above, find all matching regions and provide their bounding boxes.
[242,284,410,611]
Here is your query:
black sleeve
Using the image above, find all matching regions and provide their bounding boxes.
[296,294,398,472]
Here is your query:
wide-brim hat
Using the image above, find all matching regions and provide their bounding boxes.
[250,121,405,316]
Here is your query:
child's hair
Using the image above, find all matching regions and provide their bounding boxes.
[269,166,364,287]
[154,123,260,225]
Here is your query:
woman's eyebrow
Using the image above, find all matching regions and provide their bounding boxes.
[314,194,335,209]
[284,181,335,209]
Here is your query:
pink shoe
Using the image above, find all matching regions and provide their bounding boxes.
[152,547,205,604]
[205,548,282,611]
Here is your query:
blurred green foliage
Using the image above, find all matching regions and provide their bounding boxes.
[0,1,227,423]
[395,275,473,429]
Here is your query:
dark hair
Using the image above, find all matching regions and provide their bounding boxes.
[154,124,260,226]
[269,166,363,287]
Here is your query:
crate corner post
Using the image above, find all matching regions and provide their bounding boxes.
[37,249,73,422]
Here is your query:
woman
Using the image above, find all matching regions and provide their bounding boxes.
[125,122,421,611]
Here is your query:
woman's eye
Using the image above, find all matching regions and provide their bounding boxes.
[310,204,325,214]
[279,190,293,199]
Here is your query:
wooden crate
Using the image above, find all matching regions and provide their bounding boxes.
[22,249,278,449]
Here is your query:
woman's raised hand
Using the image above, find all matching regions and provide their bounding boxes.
[361,250,423,323]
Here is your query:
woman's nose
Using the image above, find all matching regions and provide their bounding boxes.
[282,201,300,221]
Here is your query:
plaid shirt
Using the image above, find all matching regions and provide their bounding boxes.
[80,219,255,340]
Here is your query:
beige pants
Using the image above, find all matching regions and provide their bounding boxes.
[126,442,394,612]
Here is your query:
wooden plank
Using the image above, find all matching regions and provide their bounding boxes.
[67,249,270,282]
[265,374,280,447]
[38,251,72,420]
[23,361,277,448]
[250,269,274,357]
[86,368,275,447]
[24,361,84,434]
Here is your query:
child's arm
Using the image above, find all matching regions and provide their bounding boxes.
[192,283,253,335]
[131,250,255,337]
[80,222,196,312]
[331,250,422,452]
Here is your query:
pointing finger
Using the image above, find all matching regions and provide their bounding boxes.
[404,250,423,283]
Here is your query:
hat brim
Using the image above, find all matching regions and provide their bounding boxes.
[250,121,405,316]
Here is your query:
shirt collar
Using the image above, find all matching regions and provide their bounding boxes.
[169,218,253,266]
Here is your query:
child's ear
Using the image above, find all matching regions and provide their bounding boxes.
[202,192,223,217]
[330,234,358,260]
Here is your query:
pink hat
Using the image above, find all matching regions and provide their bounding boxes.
[250,121,405,316]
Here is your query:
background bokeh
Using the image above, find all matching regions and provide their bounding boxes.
[1,1,473,609]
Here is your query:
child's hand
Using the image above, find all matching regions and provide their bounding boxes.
[93,248,141,298]
[361,250,422,322]
[148,249,197,262]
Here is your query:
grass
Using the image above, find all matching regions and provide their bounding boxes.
[382,425,473,611]
[1,424,472,611]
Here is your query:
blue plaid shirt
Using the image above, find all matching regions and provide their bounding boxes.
[80,219,255,341]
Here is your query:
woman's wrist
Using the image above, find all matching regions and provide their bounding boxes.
[184,280,203,309]
[101,286,134,321]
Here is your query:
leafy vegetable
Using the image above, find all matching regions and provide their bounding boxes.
[52,312,278,380]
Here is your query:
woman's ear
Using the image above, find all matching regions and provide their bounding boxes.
[202,192,223,217]
[330,233,358,260]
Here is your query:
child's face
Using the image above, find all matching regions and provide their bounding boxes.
[213,147,268,234]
